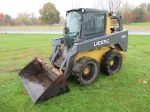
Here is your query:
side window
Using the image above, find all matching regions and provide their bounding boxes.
[111,18,119,33]
[94,14,105,34]
[85,14,106,39]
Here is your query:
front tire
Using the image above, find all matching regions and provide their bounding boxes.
[100,50,122,75]
[73,57,100,86]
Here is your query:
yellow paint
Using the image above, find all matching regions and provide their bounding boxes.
[110,60,114,66]
[119,51,126,58]
[61,44,65,49]
[114,49,126,58]
[83,67,90,75]
[75,46,126,64]
[59,69,63,73]
[75,46,111,63]
[106,11,111,35]
[49,63,54,67]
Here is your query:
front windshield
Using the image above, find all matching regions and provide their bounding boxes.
[65,11,81,48]
[66,12,81,34]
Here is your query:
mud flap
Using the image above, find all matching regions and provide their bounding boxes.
[18,57,70,104]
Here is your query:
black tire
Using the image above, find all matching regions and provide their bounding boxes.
[100,50,122,75]
[73,57,100,86]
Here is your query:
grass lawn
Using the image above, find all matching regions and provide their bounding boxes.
[1,22,150,31]
[130,22,150,26]
[124,22,150,30]
[0,34,150,112]
[3,26,64,30]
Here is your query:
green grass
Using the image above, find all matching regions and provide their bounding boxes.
[3,26,64,30]
[124,22,150,30]
[2,22,150,31]
[130,22,150,26]
[0,34,150,112]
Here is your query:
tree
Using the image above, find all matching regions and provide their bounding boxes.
[95,0,123,12]
[147,3,150,11]
[39,2,60,25]
[120,1,136,24]
[139,3,147,9]
[4,15,12,25]
[59,16,65,25]
[16,12,33,25]
[7,20,18,26]
[145,10,150,22]
[30,13,38,25]
[0,14,12,26]
[132,8,145,22]
[123,12,137,24]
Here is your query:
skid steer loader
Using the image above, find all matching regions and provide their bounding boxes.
[19,8,128,104]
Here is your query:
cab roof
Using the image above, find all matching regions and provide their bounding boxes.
[67,8,108,13]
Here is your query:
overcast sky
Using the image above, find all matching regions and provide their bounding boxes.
[0,0,150,18]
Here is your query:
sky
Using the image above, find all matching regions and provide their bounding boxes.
[0,0,150,18]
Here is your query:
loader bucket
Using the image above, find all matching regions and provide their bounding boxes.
[19,57,70,104]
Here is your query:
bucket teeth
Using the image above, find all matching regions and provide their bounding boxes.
[19,57,70,104]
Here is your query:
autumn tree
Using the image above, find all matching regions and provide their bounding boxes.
[7,20,18,26]
[132,7,145,22]
[39,2,60,25]
[0,14,12,26]
[30,13,38,25]
[59,16,65,24]
[147,3,150,11]
[16,12,33,25]
[122,12,137,24]
[139,3,147,9]
[120,2,136,24]
[145,11,150,22]
[4,15,12,25]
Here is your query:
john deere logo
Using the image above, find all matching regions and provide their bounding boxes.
[94,39,109,46]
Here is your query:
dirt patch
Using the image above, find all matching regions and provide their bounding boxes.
[0,69,21,74]
[19,50,37,58]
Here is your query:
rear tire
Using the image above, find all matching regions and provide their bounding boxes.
[100,50,122,75]
[73,57,100,86]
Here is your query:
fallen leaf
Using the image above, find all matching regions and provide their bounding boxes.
[22,91,27,94]
[143,79,148,84]
[138,79,142,83]
[144,89,147,93]
[56,100,60,104]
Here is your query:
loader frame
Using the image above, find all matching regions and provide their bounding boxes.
[51,30,128,78]
[19,8,128,104]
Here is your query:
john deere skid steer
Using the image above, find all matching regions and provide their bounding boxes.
[19,8,128,104]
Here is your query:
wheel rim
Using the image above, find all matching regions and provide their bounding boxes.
[82,64,94,80]
[83,67,90,75]
[110,56,119,70]
[110,60,114,66]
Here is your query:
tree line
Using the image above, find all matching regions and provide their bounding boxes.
[0,1,150,26]
[122,3,150,24]
[0,2,64,26]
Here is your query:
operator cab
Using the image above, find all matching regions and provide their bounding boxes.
[63,8,123,48]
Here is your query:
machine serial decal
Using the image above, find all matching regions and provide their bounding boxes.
[94,39,109,46]
[121,35,126,38]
